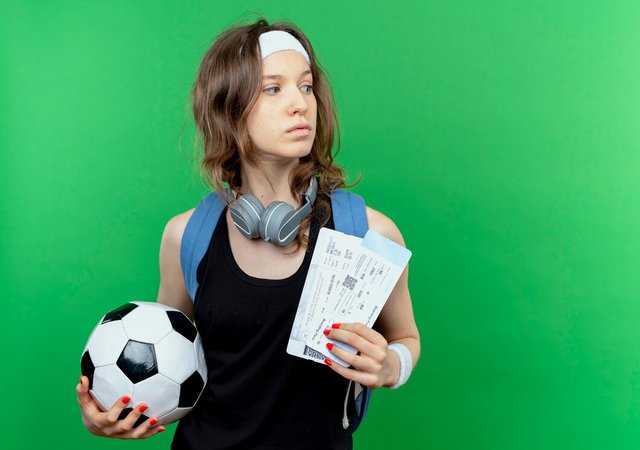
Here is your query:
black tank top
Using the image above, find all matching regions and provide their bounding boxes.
[171,202,353,450]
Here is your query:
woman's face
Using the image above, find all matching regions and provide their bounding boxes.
[245,50,317,163]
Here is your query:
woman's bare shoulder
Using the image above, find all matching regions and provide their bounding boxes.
[365,206,405,246]
[161,209,195,245]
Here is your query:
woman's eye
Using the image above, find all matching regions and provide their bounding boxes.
[301,84,313,94]
[263,86,280,94]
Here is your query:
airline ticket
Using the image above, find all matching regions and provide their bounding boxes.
[287,227,412,367]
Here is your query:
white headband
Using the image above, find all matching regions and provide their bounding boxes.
[258,30,310,65]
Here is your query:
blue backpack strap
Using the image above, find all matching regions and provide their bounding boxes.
[330,189,368,238]
[331,189,372,432]
[180,191,226,301]
[347,380,373,433]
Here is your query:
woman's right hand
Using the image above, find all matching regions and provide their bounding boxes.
[76,375,166,439]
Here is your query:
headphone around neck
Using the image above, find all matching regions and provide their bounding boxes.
[229,177,318,247]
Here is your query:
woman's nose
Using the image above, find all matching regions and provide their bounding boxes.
[288,88,309,115]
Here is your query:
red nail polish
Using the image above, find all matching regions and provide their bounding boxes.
[331,323,341,329]
[323,329,330,336]
[158,427,166,433]
[326,343,334,351]
[139,405,148,413]
[122,396,131,404]
[150,418,158,426]
[324,358,333,367]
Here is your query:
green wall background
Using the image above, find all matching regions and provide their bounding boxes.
[2,1,639,449]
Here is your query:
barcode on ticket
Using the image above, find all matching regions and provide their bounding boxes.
[342,275,358,290]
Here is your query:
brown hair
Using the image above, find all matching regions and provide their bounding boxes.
[191,18,347,249]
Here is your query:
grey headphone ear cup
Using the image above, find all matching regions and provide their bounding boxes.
[230,194,265,239]
[259,201,296,246]
[230,177,318,246]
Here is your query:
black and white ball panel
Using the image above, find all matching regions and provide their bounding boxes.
[80,351,95,389]
[166,310,198,342]
[92,364,135,411]
[195,334,207,380]
[85,320,129,367]
[155,331,196,384]
[121,302,175,344]
[117,340,158,383]
[179,372,206,407]
[133,374,181,418]
[101,302,139,324]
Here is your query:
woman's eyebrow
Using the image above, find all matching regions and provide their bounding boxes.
[262,70,312,80]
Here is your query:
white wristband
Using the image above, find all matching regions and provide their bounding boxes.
[387,343,413,389]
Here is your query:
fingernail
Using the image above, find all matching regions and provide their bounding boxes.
[331,323,341,329]
[158,427,166,433]
[150,418,158,426]
[326,343,334,351]
[324,358,333,367]
[122,396,131,404]
[323,329,330,336]
[139,405,148,413]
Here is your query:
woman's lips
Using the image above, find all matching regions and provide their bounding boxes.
[287,127,312,136]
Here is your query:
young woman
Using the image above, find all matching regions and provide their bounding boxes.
[77,18,420,449]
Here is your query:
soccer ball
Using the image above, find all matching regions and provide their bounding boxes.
[80,301,207,426]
